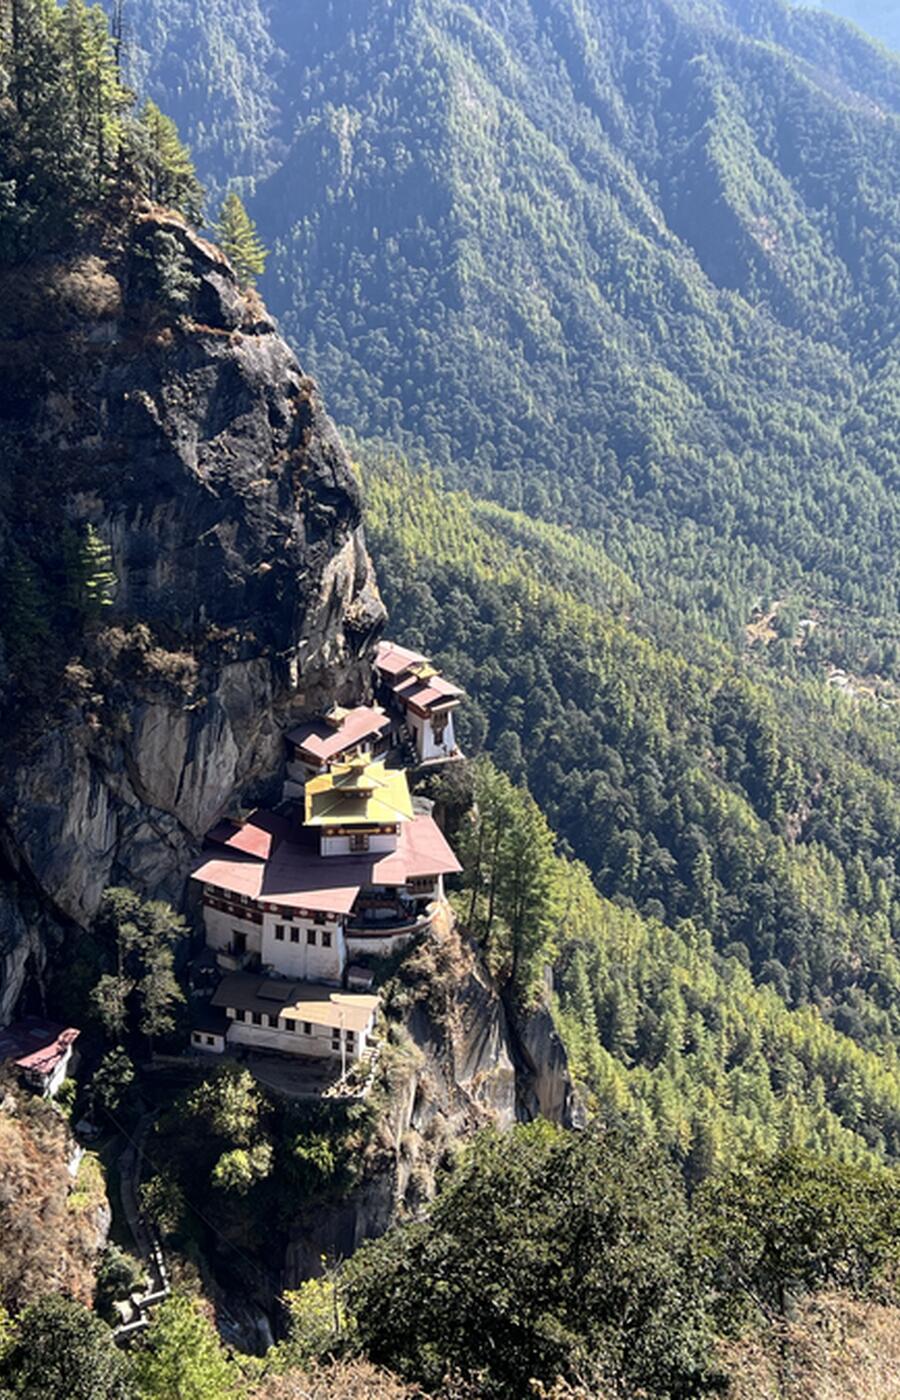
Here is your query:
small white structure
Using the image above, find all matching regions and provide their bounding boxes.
[375,642,464,765]
[0,1018,80,1097]
[190,1027,227,1055]
[211,974,378,1063]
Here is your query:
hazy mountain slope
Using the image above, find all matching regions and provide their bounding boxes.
[121,0,900,660]
[353,444,900,1174]
[794,0,900,53]
[364,449,900,1073]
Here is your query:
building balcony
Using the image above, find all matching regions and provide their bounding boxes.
[344,908,435,941]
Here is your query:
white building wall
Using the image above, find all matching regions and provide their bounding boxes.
[226,1013,371,1061]
[203,905,262,955]
[345,928,424,958]
[320,831,398,857]
[406,710,457,762]
[29,1046,76,1098]
[191,1031,226,1055]
[260,913,346,984]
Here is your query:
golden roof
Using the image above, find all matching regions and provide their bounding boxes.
[305,757,415,828]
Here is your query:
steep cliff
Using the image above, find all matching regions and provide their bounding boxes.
[0,207,383,1019]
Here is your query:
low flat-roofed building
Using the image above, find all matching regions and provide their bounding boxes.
[0,1017,80,1097]
[211,972,378,1063]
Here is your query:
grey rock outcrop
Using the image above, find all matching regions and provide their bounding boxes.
[0,209,384,1010]
[514,1003,585,1129]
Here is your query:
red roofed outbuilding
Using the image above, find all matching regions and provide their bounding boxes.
[0,1017,80,1097]
[374,641,464,765]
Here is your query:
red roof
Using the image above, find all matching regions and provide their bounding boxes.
[287,706,392,763]
[375,640,426,679]
[192,812,460,912]
[0,1018,80,1077]
[373,814,462,881]
[206,810,292,861]
[392,673,463,711]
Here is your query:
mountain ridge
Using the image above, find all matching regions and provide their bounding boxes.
[121,0,900,664]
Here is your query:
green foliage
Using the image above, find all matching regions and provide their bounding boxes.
[131,226,201,312]
[700,1149,900,1325]
[272,1274,353,1371]
[459,757,561,1003]
[215,190,267,287]
[0,0,131,260]
[0,1305,14,1364]
[0,547,49,662]
[89,1047,135,1114]
[139,1175,186,1237]
[149,1082,375,1276]
[367,452,900,1169]
[0,2,203,262]
[0,1293,129,1399]
[94,1244,145,1322]
[130,100,204,223]
[63,523,117,621]
[285,1132,337,1194]
[211,1142,273,1195]
[345,1121,722,1398]
[131,1293,240,1400]
[184,1066,265,1148]
[90,887,186,1050]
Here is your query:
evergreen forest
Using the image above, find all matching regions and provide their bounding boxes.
[4,0,900,1395]
[112,0,900,1178]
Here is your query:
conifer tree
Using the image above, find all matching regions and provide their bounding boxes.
[2,546,48,657]
[132,99,203,223]
[215,189,268,287]
[69,523,116,618]
[0,0,129,258]
[131,1294,238,1400]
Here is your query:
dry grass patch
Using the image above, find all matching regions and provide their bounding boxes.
[723,1292,900,1400]
[0,1091,106,1312]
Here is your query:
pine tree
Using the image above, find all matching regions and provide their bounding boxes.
[0,0,130,259]
[2,546,49,657]
[134,226,199,312]
[69,523,116,618]
[132,1294,238,1400]
[132,99,203,223]
[215,189,268,288]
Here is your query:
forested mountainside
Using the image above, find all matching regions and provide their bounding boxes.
[123,0,900,666]
[121,0,900,1162]
[795,0,900,52]
[6,1,900,1396]
[370,452,900,1165]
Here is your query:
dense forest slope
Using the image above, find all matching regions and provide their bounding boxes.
[369,452,900,1165]
[124,0,900,663]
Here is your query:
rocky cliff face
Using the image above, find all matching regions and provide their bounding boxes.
[0,208,383,1019]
